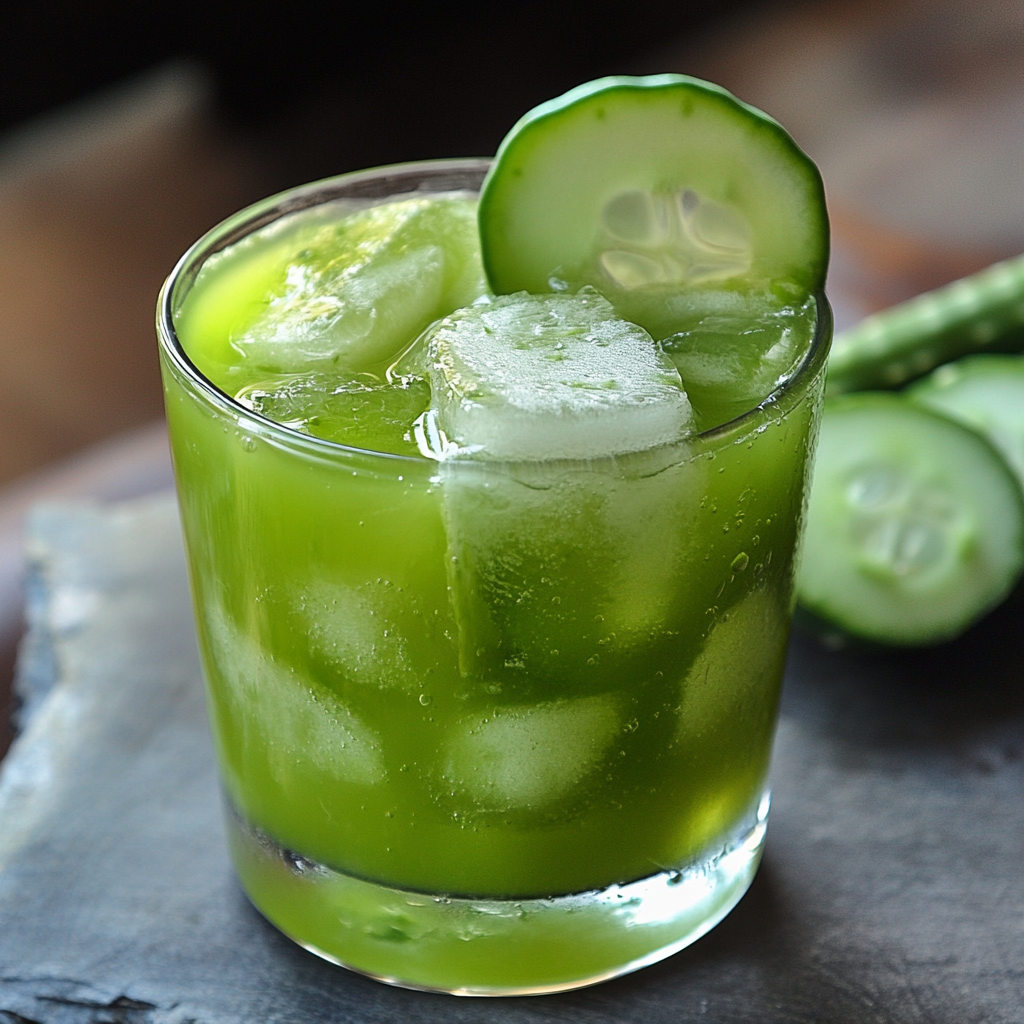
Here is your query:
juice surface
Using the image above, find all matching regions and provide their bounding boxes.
[166,191,822,898]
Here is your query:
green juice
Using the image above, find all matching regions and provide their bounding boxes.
[159,162,829,993]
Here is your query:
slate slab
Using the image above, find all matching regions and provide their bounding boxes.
[0,495,1022,1023]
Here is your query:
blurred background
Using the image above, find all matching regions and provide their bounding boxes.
[1,0,1022,756]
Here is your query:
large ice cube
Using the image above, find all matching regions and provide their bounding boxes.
[425,290,693,461]
[440,450,709,682]
[441,695,620,812]
[661,297,816,431]
[230,195,487,374]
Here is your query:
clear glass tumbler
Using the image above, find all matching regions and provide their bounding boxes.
[157,160,831,995]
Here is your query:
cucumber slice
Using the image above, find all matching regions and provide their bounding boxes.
[478,75,828,337]
[798,394,1024,646]
[908,354,1024,489]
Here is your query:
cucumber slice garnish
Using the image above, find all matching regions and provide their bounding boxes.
[908,354,1024,488]
[798,394,1024,646]
[478,75,828,337]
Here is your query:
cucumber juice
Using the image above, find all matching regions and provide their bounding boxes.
[159,159,829,991]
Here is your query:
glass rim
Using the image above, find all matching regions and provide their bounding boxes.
[157,158,833,465]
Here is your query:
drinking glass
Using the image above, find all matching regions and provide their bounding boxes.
[157,160,831,995]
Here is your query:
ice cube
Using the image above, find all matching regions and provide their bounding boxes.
[442,696,620,812]
[425,290,693,461]
[203,602,383,786]
[661,297,816,431]
[675,585,787,744]
[440,449,709,681]
[235,244,444,371]
[235,370,429,455]
[607,283,802,343]
[290,580,417,693]
[230,195,487,374]
[598,451,712,642]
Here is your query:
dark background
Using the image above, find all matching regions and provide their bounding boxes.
[0,1,756,190]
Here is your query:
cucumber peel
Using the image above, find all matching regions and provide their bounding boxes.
[826,252,1024,395]
[478,75,828,338]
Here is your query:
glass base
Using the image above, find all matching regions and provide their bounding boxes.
[225,801,768,996]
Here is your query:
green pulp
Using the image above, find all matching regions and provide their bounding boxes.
[160,185,826,988]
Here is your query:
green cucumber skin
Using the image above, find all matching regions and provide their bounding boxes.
[479,74,829,299]
[797,393,1024,646]
[826,252,1024,396]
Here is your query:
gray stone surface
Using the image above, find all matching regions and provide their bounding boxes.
[1,495,1022,1023]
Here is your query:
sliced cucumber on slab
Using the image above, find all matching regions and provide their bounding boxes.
[908,354,1024,489]
[798,394,1024,646]
[807,252,1024,645]
[478,75,828,338]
